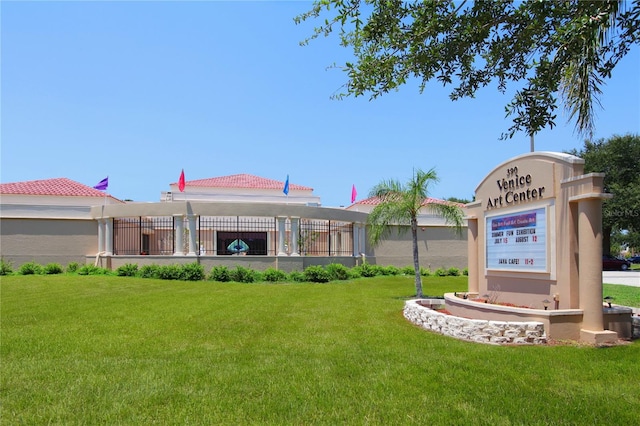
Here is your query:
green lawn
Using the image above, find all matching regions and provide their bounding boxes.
[1,275,638,425]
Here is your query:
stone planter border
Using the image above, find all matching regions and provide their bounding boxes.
[403,299,547,345]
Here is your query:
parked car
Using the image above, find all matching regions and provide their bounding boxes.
[602,254,631,271]
[629,255,640,264]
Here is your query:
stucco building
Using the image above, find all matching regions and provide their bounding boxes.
[0,174,468,272]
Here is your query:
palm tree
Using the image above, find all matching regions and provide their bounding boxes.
[367,168,464,298]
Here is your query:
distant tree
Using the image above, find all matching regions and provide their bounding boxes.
[367,168,464,298]
[447,196,472,205]
[296,1,640,139]
[568,134,640,254]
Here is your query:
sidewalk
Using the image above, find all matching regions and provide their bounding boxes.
[603,271,640,287]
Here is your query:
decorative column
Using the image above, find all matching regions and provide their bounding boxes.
[359,223,366,257]
[466,217,479,294]
[277,216,287,256]
[97,218,105,254]
[104,218,113,256]
[562,172,616,344]
[174,214,184,255]
[352,223,360,257]
[290,217,300,256]
[187,214,197,256]
[576,197,616,343]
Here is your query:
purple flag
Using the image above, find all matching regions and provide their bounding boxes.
[93,177,108,191]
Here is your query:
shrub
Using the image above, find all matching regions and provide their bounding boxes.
[78,264,110,275]
[462,267,469,276]
[181,262,205,281]
[230,266,255,283]
[157,264,182,280]
[381,265,401,276]
[43,263,64,275]
[139,264,160,279]
[116,263,139,277]
[419,267,431,276]
[208,266,231,282]
[347,267,361,279]
[1,258,14,276]
[447,267,460,276]
[288,270,306,282]
[303,265,331,283]
[66,262,80,273]
[262,267,288,282]
[400,266,414,275]
[353,263,378,278]
[19,262,42,275]
[434,267,448,277]
[325,263,350,281]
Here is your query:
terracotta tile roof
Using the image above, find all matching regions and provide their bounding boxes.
[354,196,466,208]
[176,174,313,191]
[0,177,121,200]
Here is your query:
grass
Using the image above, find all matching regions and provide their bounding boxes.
[1,275,638,425]
[603,283,640,308]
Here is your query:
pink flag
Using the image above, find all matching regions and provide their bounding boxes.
[351,184,357,203]
[178,169,185,192]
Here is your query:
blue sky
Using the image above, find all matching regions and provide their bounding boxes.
[2,1,639,207]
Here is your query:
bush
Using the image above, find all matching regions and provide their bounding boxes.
[77,264,110,275]
[262,267,288,282]
[19,262,42,275]
[419,267,431,276]
[288,270,306,282]
[181,262,205,281]
[116,263,139,277]
[447,267,460,276]
[230,266,256,283]
[381,265,401,276]
[139,264,160,279]
[303,265,331,283]
[353,263,378,278]
[347,267,361,279]
[209,266,231,282]
[434,267,447,277]
[462,267,469,276]
[325,263,350,281]
[157,264,182,280]
[401,266,414,275]
[66,262,80,273]
[43,263,64,275]
[1,258,14,276]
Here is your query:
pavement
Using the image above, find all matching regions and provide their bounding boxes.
[603,270,640,287]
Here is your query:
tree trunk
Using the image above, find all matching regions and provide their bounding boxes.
[411,218,423,298]
[603,225,612,255]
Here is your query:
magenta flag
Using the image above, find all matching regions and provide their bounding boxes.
[178,169,185,192]
[351,184,357,203]
[93,177,108,191]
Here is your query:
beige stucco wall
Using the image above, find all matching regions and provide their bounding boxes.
[367,226,467,269]
[1,218,97,267]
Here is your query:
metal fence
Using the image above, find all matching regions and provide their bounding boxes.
[113,216,174,255]
[112,216,354,257]
[299,219,353,256]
